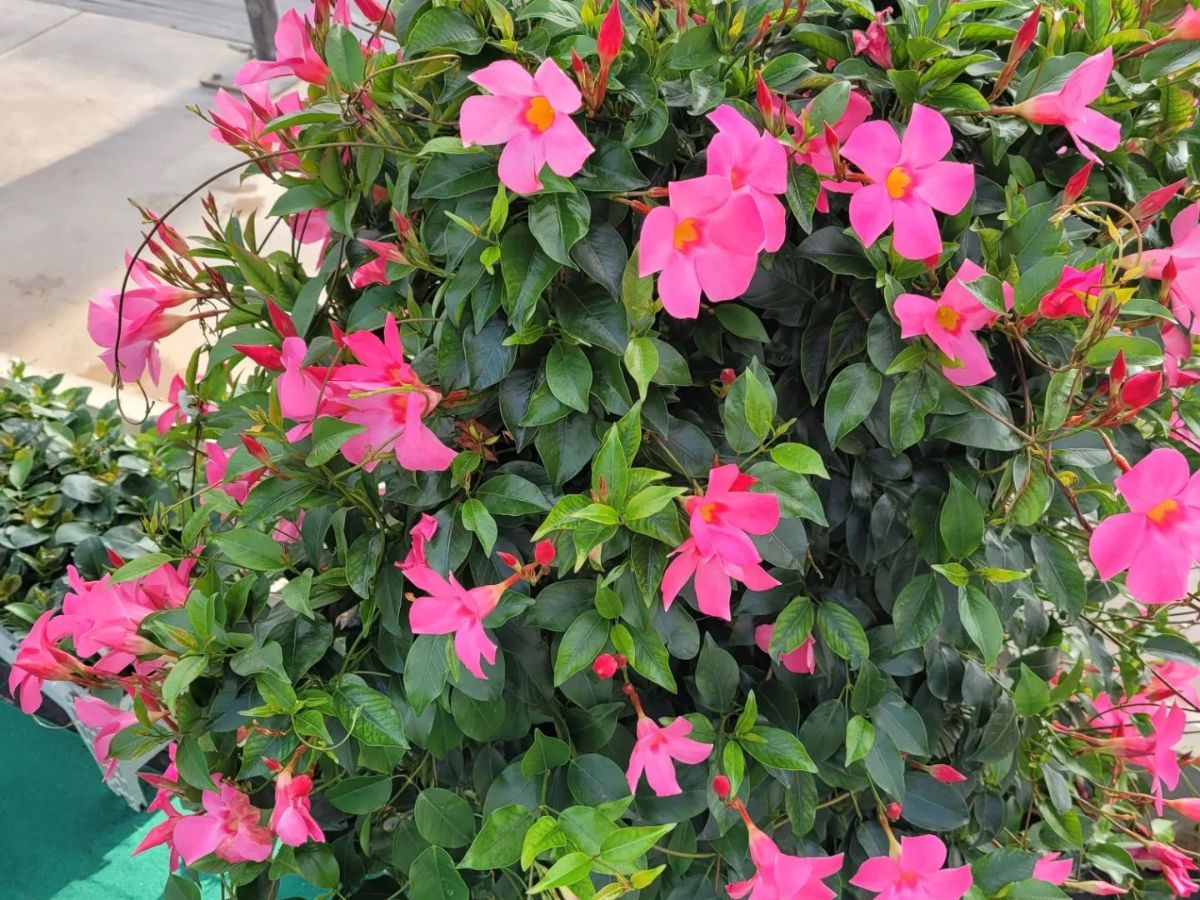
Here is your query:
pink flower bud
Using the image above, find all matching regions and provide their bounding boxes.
[885,802,902,820]
[1120,370,1162,413]
[712,774,731,799]
[1062,161,1094,206]
[534,540,556,566]
[929,764,967,783]
[1131,178,1187,224]
[496,551,520,569]
[719,368,736,385]
[592,653,619,679]
[597,2,624,67]
[1166,798,1200,821]
[1011,3,1041,62]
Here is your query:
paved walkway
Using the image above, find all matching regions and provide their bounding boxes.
[0,0,278,398]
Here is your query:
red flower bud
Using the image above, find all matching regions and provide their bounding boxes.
[264,298,297,339]
[1164,255,1180,283]
[1110,350,1127,386]
[1131,178,1187,224]
[1010,3,1041,62]
[615,654,627,668]
[719,367,736,385]
[234,343,284,372]
[534,539,556,566]
[885,802,902,820]
[263,757,282,772]
[1120,370,1163,413]
[929,764,967,784]
[1166,798,1200,821]
[570,48,587,77]
[712,775,731,799]
[240,433,271,465]
[597,2,624,67]
[592,653,619,679]
[621,682,636,696]
[1062,161,1094,206]
[496,551,520,568]
[755,73,775,126]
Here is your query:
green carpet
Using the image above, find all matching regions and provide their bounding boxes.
[0,701,318,900]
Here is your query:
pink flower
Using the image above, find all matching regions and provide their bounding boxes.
[1131,842,1199,897]
[852,10,894,69]
[277,337,334,441]
[459,59,595,194]
[626,716,712,797]
[1163,324,1200,388]
[788,91,873,212]
[849,834,973,900]
[8,610,89,713]
[289,208,332,249]
[330,315,456,472]
[726,827,843,900]
[272,511,307,545]
[928,764,967,784]
[399,514,515,679]
[840,104,975,260]
[638,176,765,318]
[894,260,1009,386]
[203,441,265,505]
[1071,881,1128,895]
[74,695,137,779]
[157,376,190,434]
[662,465,781,621]
[172,779,275,865]
[1165,798,1200,822]
[1038,264,1104,319]
[271,770,324,847]
[351,238,409,288]
[209,85,303,166]
[1033,852,1073,886]
[754,624,816,675]
[1169,5,1200,42]
[133,799,184,871]
[1124,703,1186,812]
[1009,49,1120,163]
[87,272,192,385]
[1088,447,1200,604]
[236,9,329,86]
[704,105,788,252]
[1131,203,1200,333]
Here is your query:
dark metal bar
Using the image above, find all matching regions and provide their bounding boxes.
[244,0,278,59]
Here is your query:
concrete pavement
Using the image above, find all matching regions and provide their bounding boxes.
[0,0,278,397]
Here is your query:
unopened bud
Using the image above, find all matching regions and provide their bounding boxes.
[534,539,556,566]
[719,368,736,385]
[885,802,902,820]
[592,653,620,679]
[712,775,731,799]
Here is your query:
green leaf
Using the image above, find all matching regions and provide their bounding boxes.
[554,611,609,685]
[770,443,828,478]
[162,655,206,710]
[281,569,314,619]
[459,805,535,870]
[845,715,874,765]
[891,575,943,650]
[460,499,498,555]
[824,363,881,447]
[714,305,769,343]
[409,847,469,900]
[415,789,476,849]
[109,552,172,584]
[528,192,591,266]
[957,587,1003,666]
[890,369,938,450]
[501,225,561,323]
[816,603,869,666]
[1014,664,1051,716]
[325,25,365,86]
[1031,534,1085,620]
[476,474,550,516]
[666,23,721,69]
[769,597,815,656]
[739,726,817,772]
[326,775,393,814]
[545,343,593,413]
[785,164,821,234]
[624,337,659,399]
[521,729,571,777]
[695,635,739,712]
[599,824,675,863]
[902,772,969,831]
[333,675,410,748]
[530,852,593,893]
[940,477,984,559]
[406,7,486,55]
[215,529,286,571]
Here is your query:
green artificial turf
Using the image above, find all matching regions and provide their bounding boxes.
[0,700,318,899]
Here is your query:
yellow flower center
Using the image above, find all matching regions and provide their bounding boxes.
[729,167,746,189]
[698,501,720,523]
[935,305,962,332]
[885,166,913,199]
[673,218,701,251]
[1147,498,1180,525]
[524,96,556,133]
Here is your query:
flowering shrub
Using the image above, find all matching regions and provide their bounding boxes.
[17,0,1200,897]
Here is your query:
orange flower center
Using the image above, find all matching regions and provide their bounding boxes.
[897,871,919,887]
[885,166,913,199]
[1147,498,1180,525]
[673,218,701,251]
[524,96,556,132]
[729,167,746,189]
[698,501,720,523]
[935,305,962,332]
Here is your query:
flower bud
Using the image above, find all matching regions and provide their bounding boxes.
[885,802,902,820]
[1120,370,1163,413]
[928,764,967,784]
[597,2,624,68]
[1130,178,1187,225]
[593,653,619,679]
[1010,3,1041,64]
[534,539,556,566]
[1165,797,1200,821]
[719,368,736,386]
[496,551,520,569]
[1062,161,1094,206]
[712,775,731,799]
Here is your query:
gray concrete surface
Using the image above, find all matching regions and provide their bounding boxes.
[0,0,277,397]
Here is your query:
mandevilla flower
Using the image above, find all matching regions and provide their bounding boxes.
[236,8,329,86]
[1033,853,1073,886]
[1006,48,1120,163]
[840,104,975,260]
[787,90,872,212]
[1038,264,1104,319]
[209,85,303,166]
[271,770,324,847]
[894,260,1010,386]
[459,59,595,194]
[754,624,816,675]
[1131,842,1199,897]
[8,610,91,713]
[662,464,781,620]
[74,695,139,779]
[639,175,765,319]
[1089,447,1200,604]
[1127,202,1200,333]
[704,105,788,252]
[172,779,274,865]
[726,826,843,900]
[626,715,712,797]
[849,834,973,900]
[928,764,966,784]
[851,9,893,69]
